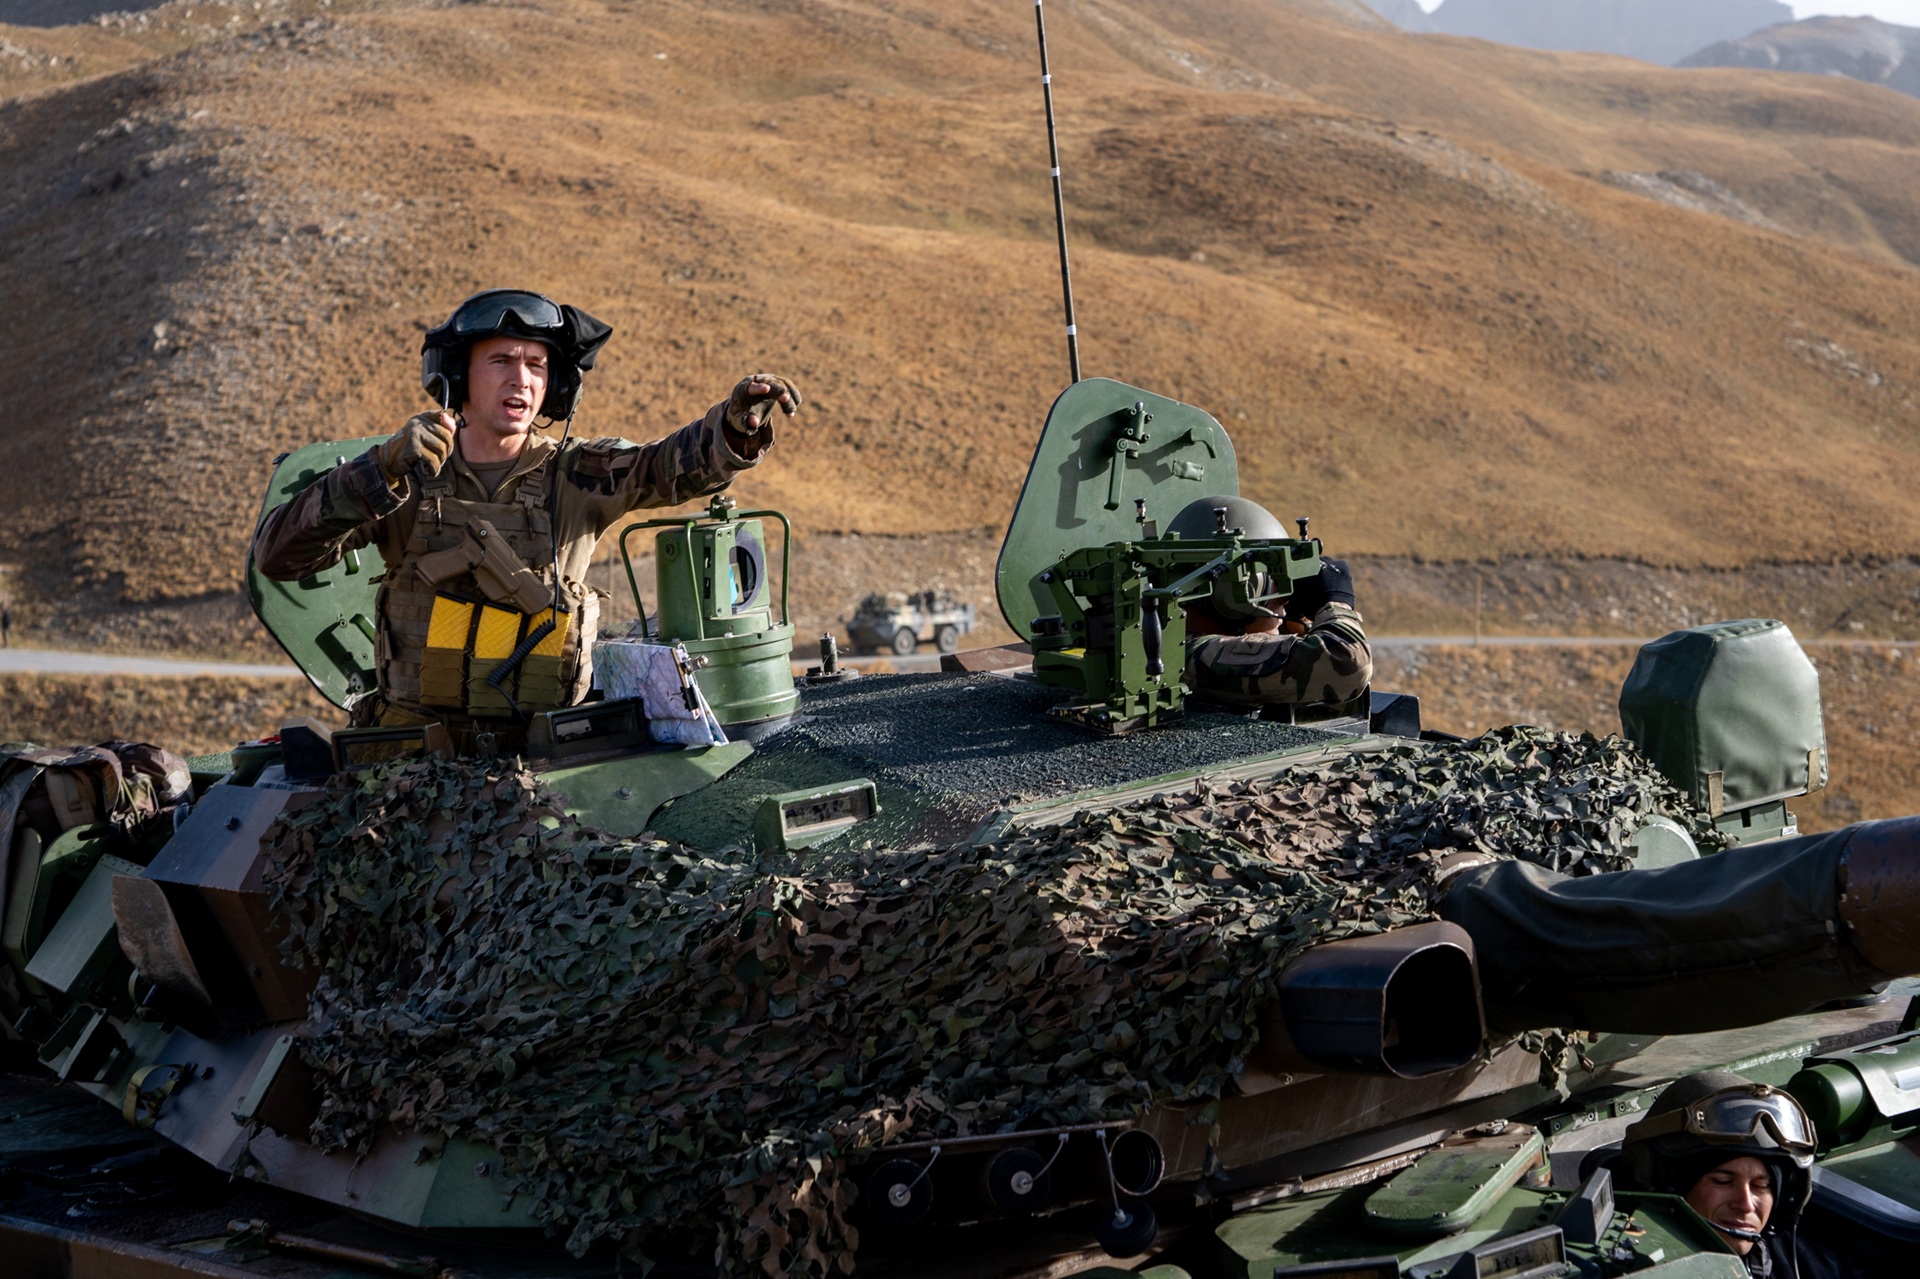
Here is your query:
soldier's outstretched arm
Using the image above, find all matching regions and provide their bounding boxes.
[562,375,802,516]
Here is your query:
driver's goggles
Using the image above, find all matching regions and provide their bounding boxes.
[450,291,564,336]
[1636,1084,1817,1154]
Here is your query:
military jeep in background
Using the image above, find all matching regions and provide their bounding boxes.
[845,589,975,655]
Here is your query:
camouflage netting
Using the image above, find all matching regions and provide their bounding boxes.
[262,726,1725,1275]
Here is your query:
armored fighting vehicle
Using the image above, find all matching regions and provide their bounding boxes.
[845,590,977,656]
[2,373,1919,1279]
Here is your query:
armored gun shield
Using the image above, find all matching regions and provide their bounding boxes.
[995,379,1237,641]
[245,438,386,711]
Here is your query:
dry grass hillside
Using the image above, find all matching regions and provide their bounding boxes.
[8,0,1920,651]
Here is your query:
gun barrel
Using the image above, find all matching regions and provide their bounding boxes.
[1837,818,1920,975]
[1438,817,1920,1035]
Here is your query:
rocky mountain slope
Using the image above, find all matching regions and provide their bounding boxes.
[10,0,1920,651]
[1367,0,1792,65]
[1682,15,1920,98]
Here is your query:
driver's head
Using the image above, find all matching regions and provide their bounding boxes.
[1616,1071,1815,1257]
[1681,1155,1777,1256]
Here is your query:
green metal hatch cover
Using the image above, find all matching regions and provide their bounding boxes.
[994,379,1238,641]
[246,438,386,711]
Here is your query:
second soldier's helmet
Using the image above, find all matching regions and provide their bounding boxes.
[1615,1071,1816,1227]
[1167,495,1286,623]
[421,289,613,420]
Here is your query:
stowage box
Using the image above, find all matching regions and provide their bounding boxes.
[1619,618,1825,816]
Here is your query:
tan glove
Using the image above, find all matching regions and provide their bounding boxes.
[378,412,456,483]
[724,373,803,441]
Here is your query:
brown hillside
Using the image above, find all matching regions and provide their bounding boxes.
[8,0,1920,636]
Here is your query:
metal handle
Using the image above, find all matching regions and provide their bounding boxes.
[732,509,793,628]
[617,507,793,640]
[618,518,683,641]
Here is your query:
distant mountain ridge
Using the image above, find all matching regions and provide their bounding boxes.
[1366,0,1794,66]
[1681,16,1920,98]
[0,0,166,26]
[1364,0,1437,32]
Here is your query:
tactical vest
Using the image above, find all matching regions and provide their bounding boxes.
[377,462,600,719]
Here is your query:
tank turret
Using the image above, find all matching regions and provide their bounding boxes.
[7,399,1919,1279]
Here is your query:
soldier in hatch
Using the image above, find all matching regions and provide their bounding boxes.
[253,288,801,746]
[1609,1072,1851,1279]
[1170,496,1373,712]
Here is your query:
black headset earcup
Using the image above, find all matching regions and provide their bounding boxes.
[1614,1141,1655,1192]
[543,364,582,421]
[420,344,465,410]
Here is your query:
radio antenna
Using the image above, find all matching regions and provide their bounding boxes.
[1033,0,1082,383]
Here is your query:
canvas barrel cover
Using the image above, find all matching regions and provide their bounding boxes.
[1619,618,1826,813]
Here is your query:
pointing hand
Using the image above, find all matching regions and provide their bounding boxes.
[725,373,803,438]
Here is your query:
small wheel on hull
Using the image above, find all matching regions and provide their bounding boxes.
[981,1147,1051,1215]
[891,628,919,656]
[865,1158,934,1227]
[935,625,961,654]
[1093,1202,1158,1257]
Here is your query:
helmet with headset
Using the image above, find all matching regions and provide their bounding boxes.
[420,289,613,421]
[1615,1071,1816,1238]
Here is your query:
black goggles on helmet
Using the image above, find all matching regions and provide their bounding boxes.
[444,289,565,339]
[1631,1084,1817,1156]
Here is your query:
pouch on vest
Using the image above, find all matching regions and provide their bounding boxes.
[467,604,525,718]
[411,518,554,615]
[420,594,478,710]
[514,607,572,709]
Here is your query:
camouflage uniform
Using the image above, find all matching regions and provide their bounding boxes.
[1185,602,1373,708]
[253,403,769,727]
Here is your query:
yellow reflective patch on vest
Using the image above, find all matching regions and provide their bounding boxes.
[426,596,476,650]
[420,595,477,709]
[526,608,570,657]
[473,605,521,661]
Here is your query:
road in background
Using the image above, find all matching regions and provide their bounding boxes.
[0,647,948,679]
[3,635,1912,680]
[0,649,307,678]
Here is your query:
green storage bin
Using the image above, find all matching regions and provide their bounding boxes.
[1619,619,1825,816]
